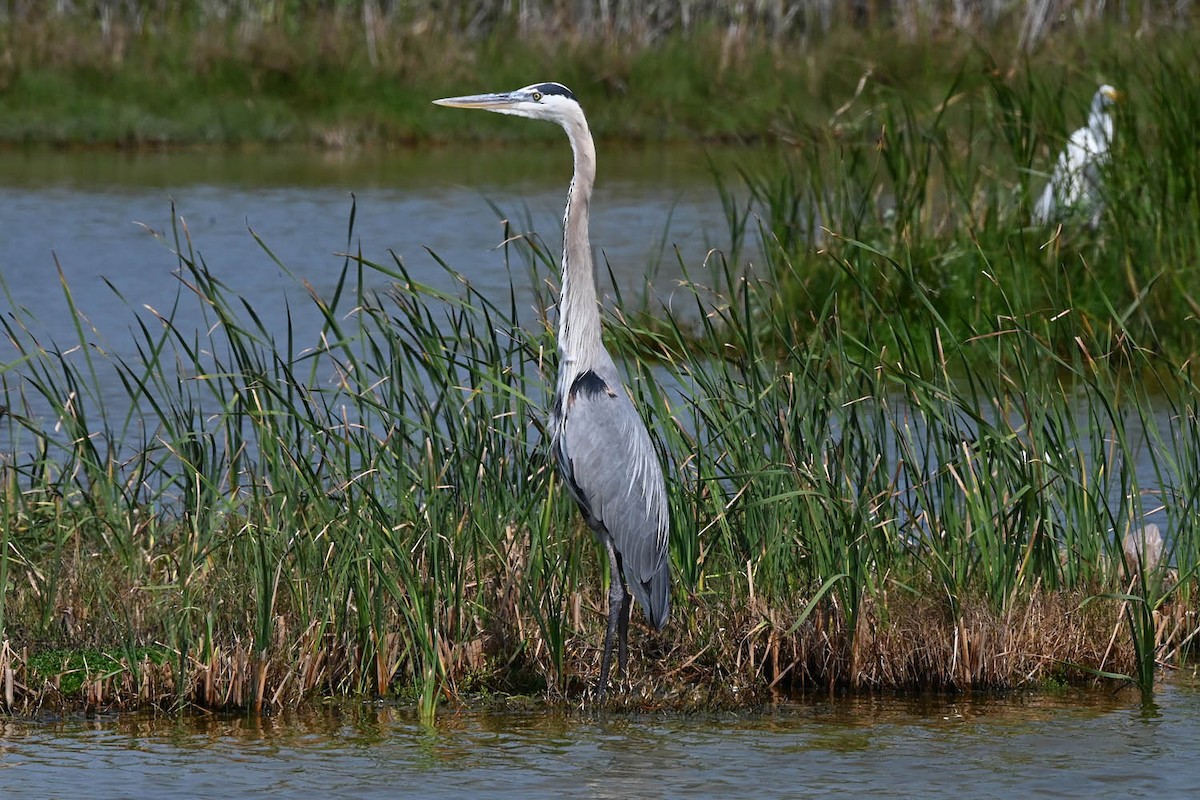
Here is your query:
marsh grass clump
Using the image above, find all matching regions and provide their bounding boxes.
[1,158,1198,717]
[733,39,1200,367]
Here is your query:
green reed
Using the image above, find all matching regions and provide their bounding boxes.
[1,196,1195,708]
[717,50,1200,690]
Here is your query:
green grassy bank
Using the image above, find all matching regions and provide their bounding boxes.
[0,2,1196,146]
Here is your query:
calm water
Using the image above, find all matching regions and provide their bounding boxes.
[0,144,741,342]
[0,145,748,434]
[3,675,1198,798]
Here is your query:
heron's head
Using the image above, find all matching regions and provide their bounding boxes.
[433,82,582,127]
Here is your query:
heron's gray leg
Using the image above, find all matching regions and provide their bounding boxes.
[617,585,632,679]
[598,537,624,698]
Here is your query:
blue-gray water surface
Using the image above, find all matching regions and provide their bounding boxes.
[0,145,744,438]
[3,674,1198,798]
[0,145,737,342]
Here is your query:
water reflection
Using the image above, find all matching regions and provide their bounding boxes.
[3,675,1198,798]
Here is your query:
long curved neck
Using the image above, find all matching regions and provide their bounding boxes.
[557,113,603,369]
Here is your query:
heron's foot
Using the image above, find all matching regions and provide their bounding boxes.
[591,656,623,703]
[589,676,615,704]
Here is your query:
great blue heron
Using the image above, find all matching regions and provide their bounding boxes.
[433,82,671,697]
[1032,84,1121,228]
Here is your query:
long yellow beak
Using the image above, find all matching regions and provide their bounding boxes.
[1102,87,1122,103]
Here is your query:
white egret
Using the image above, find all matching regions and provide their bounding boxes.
[1032,84,1121,228]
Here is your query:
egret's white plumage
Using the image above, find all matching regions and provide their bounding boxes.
[1032,84,1121,228]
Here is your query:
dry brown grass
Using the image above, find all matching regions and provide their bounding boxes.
[2,564,1194,715]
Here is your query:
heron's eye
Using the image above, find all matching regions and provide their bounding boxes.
[532,91,543,102]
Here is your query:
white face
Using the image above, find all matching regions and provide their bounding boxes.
[1096,84,1120,108]
[433,82,581,125]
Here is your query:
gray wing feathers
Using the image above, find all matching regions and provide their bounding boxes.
[555,373,670,629]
